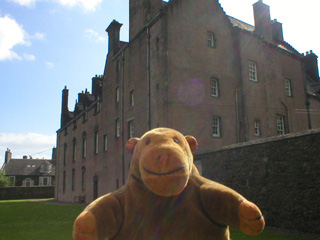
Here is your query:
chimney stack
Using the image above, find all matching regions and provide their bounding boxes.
[61,86,70,128]
[4,148,12,164]
[272,19,283,42]
[303,51,320,82]
[92,75,103,97]
[253,0,272,42]
[106,20,123,56]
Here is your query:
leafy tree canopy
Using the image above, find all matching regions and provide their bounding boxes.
[0,169,10,187]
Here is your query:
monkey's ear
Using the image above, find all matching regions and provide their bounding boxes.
[185,135,198,152]
[126,138,140,154]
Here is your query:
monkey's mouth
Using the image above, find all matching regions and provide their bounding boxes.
[143,164,186,176]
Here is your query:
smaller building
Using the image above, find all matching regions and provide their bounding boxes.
[1,148,55,187]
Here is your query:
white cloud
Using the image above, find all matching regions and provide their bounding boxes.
[45,61,55,68]
[0,15,44,61]
[23,53,36,61]
[55,0,102,10]
[84,29,107,43]
[9,0,37,7]
[0,133,56,166]
[0,15,28,61]
[10,0,102,11]
[0,133,56,148]
[31,32,46,41]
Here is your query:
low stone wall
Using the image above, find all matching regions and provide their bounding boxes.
[197,129,320,235]
[0,186,54,200]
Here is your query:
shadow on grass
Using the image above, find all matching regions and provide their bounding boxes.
[0,199,317,240]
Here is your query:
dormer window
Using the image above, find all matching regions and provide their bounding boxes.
[40,162,52,173]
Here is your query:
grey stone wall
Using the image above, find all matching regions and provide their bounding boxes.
[0,186,54,200]
[197,129,320,234]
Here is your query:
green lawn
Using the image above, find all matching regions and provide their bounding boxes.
[0,199,316,240]
[230,229,315,240]
[0,199,86,240]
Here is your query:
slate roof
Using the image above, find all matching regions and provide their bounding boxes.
[227,16,300,56]
[228,16,255,32]
[3,159,55,176]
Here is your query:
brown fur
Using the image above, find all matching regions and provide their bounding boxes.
[73,128,265,240]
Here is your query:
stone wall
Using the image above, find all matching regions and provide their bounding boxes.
[197,129,320,234]
[0,186,54,200]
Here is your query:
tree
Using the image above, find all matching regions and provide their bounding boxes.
[0,169,10,187]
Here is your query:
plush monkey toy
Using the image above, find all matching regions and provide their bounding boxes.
[73,128,265,240]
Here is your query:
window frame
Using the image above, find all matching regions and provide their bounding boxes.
[254,120,261,137]
[23,178,34,187]
[72,138,77,163]
[129,90,135,107]
[39,176,51,186]
[71,169,75,191]
[276,115,285,135]
[248,60,258,82]
[63,171,66,193]
[82,132,87,159]
[94,131,99,155]
[115,118,121,138]
[81,166,86,192]
[63,143,67,166]
[210,78,219,97]
[285,79,293,97]
[103,134,108,151]
[115,86,120,103]
[128,119,135,139]
[212,116,221,138]
[207,31,215,48]
[9,176,15,186]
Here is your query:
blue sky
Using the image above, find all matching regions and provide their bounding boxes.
[0,0,319,165]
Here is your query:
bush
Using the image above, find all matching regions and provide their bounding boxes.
[0,169,9,187]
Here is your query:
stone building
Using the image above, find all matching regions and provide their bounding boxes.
[2,148,55,187]
[55,0,320,203]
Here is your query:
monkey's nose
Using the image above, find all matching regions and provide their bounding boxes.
[156,153,170,165]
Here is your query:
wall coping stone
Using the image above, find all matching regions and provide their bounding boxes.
[197,128,320,157]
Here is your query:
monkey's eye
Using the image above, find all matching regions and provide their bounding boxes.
[146,139,151,145]
[173,137,179,143]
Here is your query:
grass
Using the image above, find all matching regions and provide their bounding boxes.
[0,199,317,240]
[0,199,86,240]
[230,229,316,240]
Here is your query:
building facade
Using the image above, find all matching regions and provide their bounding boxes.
[55,0,320,203]
[2,149,55,187]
